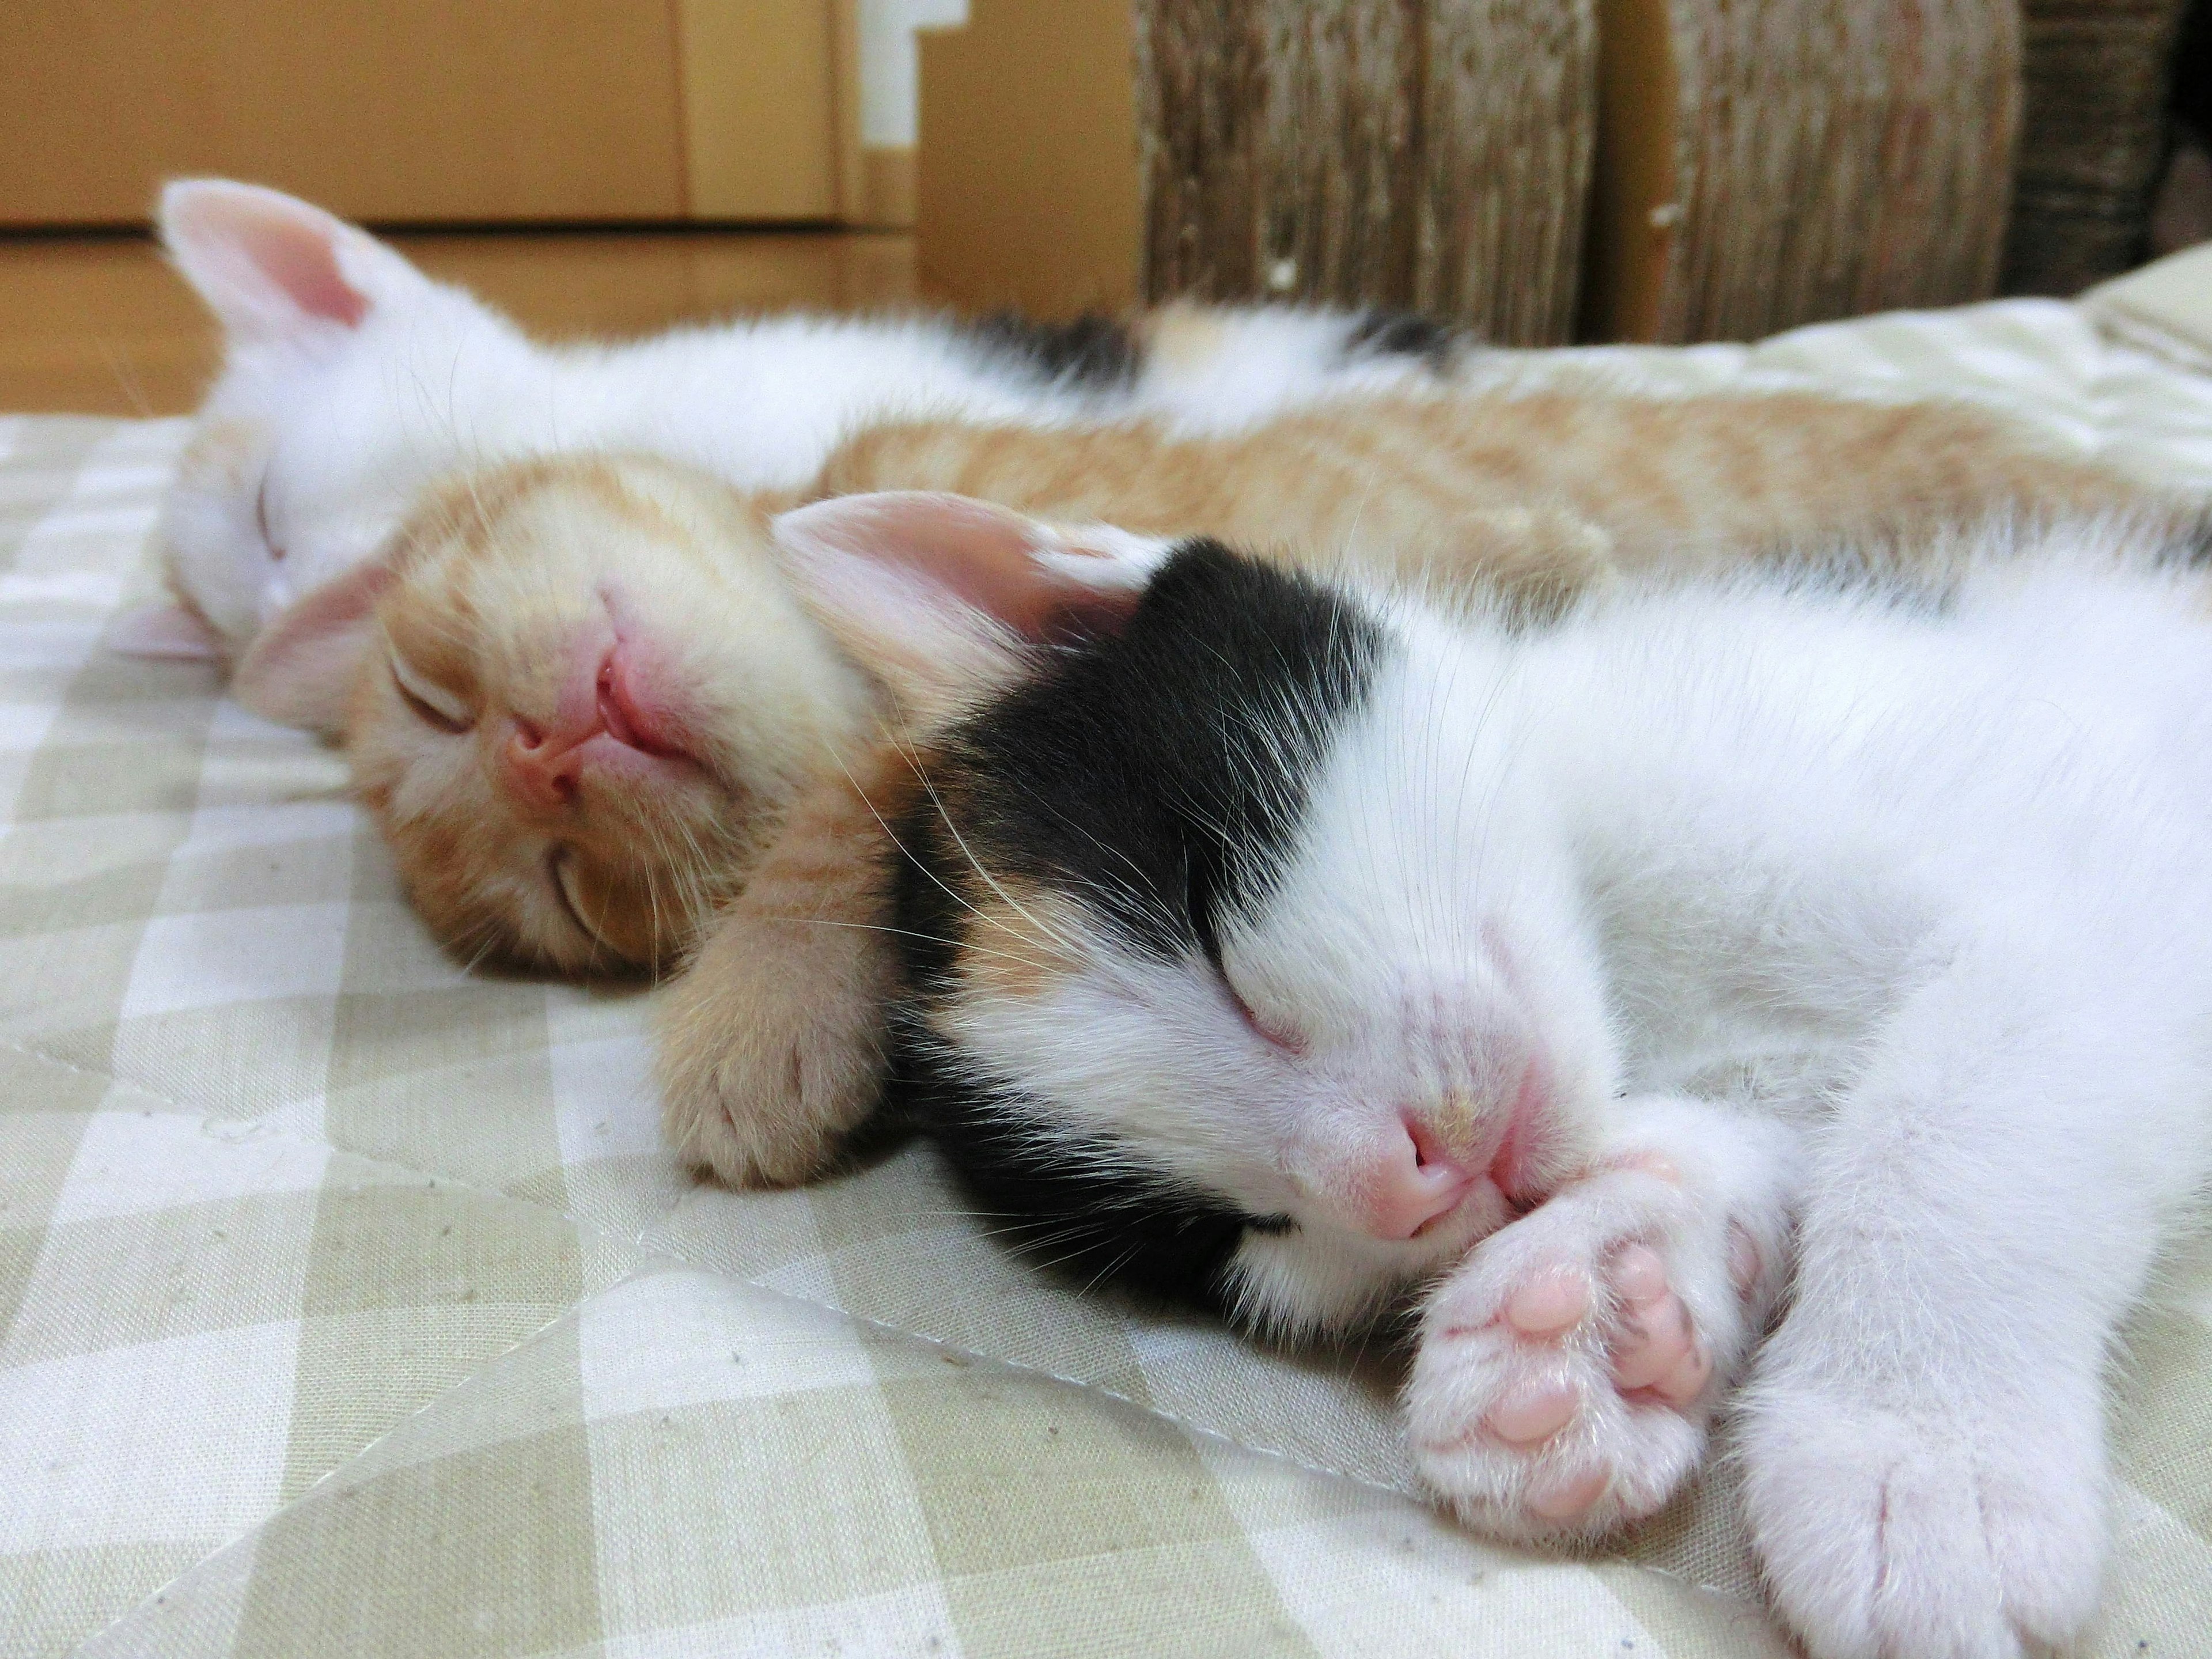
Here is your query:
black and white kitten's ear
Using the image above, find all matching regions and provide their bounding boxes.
[770,491,1173,729]
[158,179,433,344]
[230,555,400,734]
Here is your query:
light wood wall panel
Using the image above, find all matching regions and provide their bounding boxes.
[0,0,852,226]
[0,0,687,223]
[678,0,851,221]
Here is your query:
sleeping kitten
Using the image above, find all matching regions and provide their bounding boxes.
[122,179,1472,662]
[764,490,2212,1659]
[652,396,2188,1183]
[236,453,864,974]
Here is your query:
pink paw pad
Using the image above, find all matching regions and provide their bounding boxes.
[1505,1266,1590,1336]
[1480,1243,1713,1455]
[1608,1244,1710,1405]
[1527,1464,1611,1521]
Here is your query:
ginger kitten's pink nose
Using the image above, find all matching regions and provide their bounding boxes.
[1358,1118,1475,1240]
[506,717,584,809]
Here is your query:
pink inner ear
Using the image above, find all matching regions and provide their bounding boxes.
[263,222,367,327]
[226,209,368,327]
[167,183,370,329]
[858,495,1067,635]
[781,492,1143,642]
[230,558,399,732]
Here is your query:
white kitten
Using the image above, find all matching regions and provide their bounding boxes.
[126,179,1457,666]
[760,491,2212,1659]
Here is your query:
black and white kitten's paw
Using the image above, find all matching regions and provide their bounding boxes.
[1740,1377,2108,1659]
[1406,1111,1793,1540]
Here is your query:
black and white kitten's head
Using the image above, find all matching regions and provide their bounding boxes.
[774,493,1617,1339]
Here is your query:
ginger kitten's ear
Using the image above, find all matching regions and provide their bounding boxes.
[159,179,433,344]
[230,558,398,733]
[770,491,1172,729]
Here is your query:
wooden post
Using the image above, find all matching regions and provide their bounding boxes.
[2004,0,2195,296]
[1135,1,1597,344]
[1585,0,2021,343]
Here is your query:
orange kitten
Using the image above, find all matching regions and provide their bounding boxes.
[234,454,865,974]
[818,389,2168,592]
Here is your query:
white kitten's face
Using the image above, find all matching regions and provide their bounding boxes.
[889,543,1615,1335]
[154,180,536,656]
[159,294,536,654]
[348,457,866,974]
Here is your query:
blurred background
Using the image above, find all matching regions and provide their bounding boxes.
[1,0,2206,414]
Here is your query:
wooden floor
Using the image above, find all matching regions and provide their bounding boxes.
[0,228,919,417]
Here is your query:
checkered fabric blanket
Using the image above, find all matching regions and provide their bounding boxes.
[9,289,2212,1659]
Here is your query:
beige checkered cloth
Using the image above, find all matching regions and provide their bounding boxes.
[9,293,2212,1659]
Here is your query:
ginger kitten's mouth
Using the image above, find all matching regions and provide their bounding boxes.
[509,632,714,817]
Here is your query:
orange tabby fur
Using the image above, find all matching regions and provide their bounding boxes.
[824,391,2179,580]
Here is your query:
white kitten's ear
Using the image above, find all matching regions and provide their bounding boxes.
[104,601,221,661]
[230,558,399,734]
[770,491,1172,729]
[158,179,432,343]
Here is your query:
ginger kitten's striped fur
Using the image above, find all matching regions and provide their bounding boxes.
[819,388,2141,597]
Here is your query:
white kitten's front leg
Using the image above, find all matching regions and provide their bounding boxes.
[1737,956,2206,1659]
[1408,1094,1800,1539]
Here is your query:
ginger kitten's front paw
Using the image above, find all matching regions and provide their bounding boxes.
[1408,1153,1778,1539]
[654,902,892,1188]
[1740,1376,2108,1659]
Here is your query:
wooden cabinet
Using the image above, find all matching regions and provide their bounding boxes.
[0,0,858,225]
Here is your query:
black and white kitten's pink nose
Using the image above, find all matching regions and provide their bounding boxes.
[1361,1116,1479,1240]
[1322,1047,1558,1243]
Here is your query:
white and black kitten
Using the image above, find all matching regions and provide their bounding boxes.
[763,488,2212,1659]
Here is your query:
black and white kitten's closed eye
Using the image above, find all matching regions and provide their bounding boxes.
[763,488,2212,1659]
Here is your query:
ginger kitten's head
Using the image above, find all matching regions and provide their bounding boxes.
[236,454,869,975]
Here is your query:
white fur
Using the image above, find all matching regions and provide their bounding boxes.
[939,524,2212,1657]
[156,181,1441,656]
[1324,533,2212,1656]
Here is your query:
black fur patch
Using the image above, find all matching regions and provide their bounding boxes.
[888,541,1384,1316]
[891,1054,1264,1316]
[962,310,1142,394]
[1343,309,1467,373]
[2179,502,2212,568]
